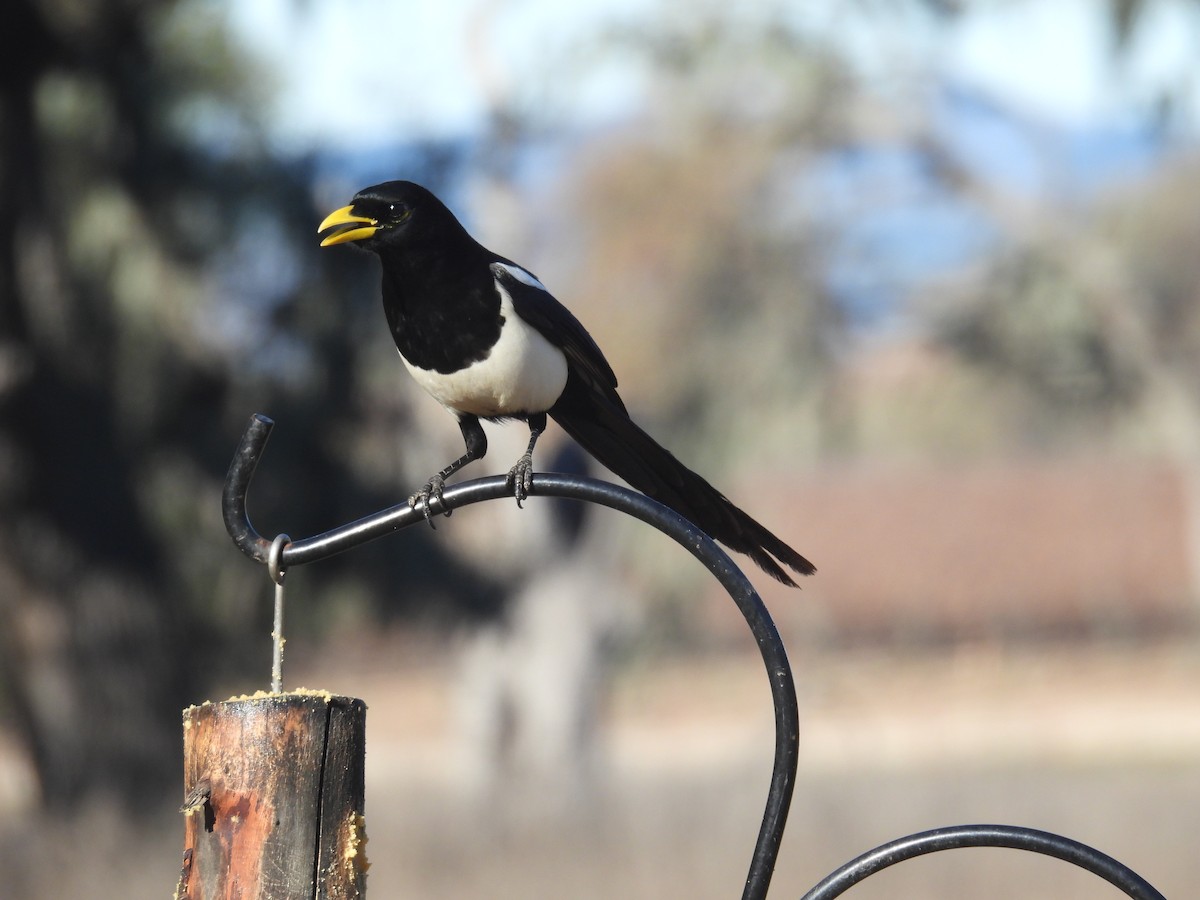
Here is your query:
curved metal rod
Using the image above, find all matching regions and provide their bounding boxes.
[799,823,1168,900]
[222,413,798,900]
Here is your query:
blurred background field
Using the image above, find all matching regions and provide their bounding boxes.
[3,0,1200,897]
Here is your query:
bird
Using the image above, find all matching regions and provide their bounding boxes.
[318,181,815,586]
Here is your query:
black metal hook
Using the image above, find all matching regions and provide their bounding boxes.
[221,413,799,900]
[800,823,1168,899]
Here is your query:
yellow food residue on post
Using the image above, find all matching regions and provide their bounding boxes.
[344,812,370,875]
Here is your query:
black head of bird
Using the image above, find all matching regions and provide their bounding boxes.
[318,181,473,256]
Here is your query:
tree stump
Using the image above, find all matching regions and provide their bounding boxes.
[174,692,368,899]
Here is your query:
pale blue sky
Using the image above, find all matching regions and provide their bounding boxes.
[213,0,1200,335]
[225,0,1200,151]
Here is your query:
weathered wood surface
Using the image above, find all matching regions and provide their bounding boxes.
[174,693,368,899]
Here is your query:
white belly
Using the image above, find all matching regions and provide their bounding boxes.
[403,284,568,418]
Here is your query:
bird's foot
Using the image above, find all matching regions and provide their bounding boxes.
[408,474,451,527]
[505,453,535,508]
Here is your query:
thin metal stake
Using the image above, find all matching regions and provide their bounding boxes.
[267,534,290,694]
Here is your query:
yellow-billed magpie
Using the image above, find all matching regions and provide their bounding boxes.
[319,181,814,586]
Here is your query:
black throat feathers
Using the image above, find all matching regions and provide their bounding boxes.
[379,250,504,375]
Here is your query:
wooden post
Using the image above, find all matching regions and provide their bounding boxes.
[174,692,368,900]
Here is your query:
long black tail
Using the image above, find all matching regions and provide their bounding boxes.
[549,374,815,587]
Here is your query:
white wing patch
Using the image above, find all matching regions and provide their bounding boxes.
[492,261,547,291]
[401,277,567,418]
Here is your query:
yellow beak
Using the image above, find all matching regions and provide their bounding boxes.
[318,205,379,246]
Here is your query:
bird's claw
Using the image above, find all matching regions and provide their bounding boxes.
[505,454,535,508]
[408,475,451,528]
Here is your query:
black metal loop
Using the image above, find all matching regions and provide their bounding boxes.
[800,823,1167,899]
[221,413,798,900]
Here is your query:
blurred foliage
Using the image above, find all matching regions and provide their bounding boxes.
[939,248,1142,415]
[0,0,495,811]
[926,158,1200,458]
[1,0,289,809]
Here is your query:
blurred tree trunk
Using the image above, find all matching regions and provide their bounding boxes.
[1090,255,1200,605]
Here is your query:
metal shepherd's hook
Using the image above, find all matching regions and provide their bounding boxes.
[221,412,1169,900]
[221,412,800,900]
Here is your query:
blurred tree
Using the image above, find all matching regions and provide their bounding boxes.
[926,152,1200,595]
[934,242,1145,444]
[905,0,1200,578]
[557,3,855,470]
[0,0,260,809]
[0,0,422,811]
